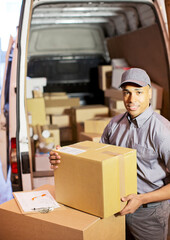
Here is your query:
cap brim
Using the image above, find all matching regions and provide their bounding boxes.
[119,80,148,88]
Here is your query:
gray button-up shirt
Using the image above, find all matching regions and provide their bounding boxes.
[100,106,170,194]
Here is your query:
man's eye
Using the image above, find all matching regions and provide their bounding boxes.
[123,91,129,95]
[137,91,142,95]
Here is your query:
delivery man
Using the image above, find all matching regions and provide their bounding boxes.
[49,68,170,240]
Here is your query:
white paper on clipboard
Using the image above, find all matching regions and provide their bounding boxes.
[13,190,60,213]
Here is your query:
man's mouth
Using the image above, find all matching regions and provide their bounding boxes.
[126,105,138,111]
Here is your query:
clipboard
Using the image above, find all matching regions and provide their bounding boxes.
[13,190,60,214]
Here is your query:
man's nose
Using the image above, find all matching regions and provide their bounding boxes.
[129,92,136,102]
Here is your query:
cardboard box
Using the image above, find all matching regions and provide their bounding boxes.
[104,88,123,100]
[26,98,47,126]
[46,114,51,125]
[32,89,43,98]
[60,127,73,142]
[109,98,125,110]
[46,106,72,115]
[51,114,71,127]
[98,65,112,90]
[72,105,109,141]
[45,98,80,115]
[44,92,68,100]
[111,59,129,89]
[84,117,112,134]
[45,98,80,107]
[54,141,137,218]
[151,82,163,109]
[49,126,60,146]
[79,132,101,143]
[72,105,109,123]
[0,185,125,240]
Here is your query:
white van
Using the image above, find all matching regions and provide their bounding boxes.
[0,0,170,192]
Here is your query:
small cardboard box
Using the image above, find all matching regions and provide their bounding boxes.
[98,65,112,90]
[49,126,60,146]
[79,132,101,143]
[26,98,47,126]
[111,59,129,89]
[109,98,125,110]
[51,114,71,127]
[45,98,80,115]
[72,105,109,141]
[72,105,109,123]
[84,117,112,134]
[44,92,68,100]
[151,82,163,109]
[0,185,125,240]
[60,127,74,142]
[104,88,123,100]
[54,141,137,218]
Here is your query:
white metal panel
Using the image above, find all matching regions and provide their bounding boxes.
[18,0,33,190]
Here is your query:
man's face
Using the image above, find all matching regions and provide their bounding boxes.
[122,83,152,119]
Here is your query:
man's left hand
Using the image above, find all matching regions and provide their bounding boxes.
[119,194,143,216]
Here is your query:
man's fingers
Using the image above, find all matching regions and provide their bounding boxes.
[50,159,61,164]
[50,164,59,170]
[121,194,136,202]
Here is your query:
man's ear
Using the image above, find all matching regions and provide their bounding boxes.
[149,86,152,100]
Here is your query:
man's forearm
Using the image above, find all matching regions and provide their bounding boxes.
[139,183,170,204]
[119,184,170,215]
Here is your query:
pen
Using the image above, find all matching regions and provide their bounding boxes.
[31,207,54,213]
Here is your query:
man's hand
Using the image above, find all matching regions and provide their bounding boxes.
[119,194,143,216]
[49,145,61,169]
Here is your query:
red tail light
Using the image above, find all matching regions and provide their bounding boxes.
[11,137,16,149]
[10,138,18,174]
[11,162,18,174]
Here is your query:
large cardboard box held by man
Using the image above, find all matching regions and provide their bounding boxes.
[0,185,125,240]
[54,141,137,218]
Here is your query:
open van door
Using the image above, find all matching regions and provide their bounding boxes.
[0,36,14,182]
[0,0,33,192]
[15,0,33,191]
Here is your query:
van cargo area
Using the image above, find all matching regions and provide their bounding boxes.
[23,0,170,190]
[26,1,170,119]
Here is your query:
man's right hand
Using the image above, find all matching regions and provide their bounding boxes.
[49,145,61,169]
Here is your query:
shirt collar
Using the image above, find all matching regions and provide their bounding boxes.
[127,105,154,128]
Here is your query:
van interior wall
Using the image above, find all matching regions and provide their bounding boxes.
[107,23,170,120]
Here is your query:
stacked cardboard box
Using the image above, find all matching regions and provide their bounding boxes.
[54,140,137,218]
[111,59,129,89]
[45,96,80,143]
[0,184,125,240]
[71,105,109,141]
[98,65,112,90]
[26,97,60,185]
[79,117,112,142]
